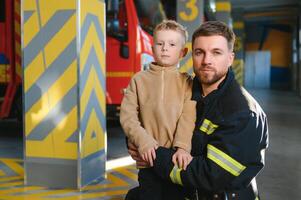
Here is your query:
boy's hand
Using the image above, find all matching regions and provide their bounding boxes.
[141,146,157,167]
[172,148,192,170]
[127,141,150,168]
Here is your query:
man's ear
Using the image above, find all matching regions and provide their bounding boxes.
[181,47,188,58]
[228,51,235,66]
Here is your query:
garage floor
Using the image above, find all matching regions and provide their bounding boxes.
[0,88,301,199]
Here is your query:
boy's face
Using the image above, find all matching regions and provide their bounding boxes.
[152,30,186,67]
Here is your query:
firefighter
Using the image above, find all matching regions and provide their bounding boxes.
[127,21,269,200]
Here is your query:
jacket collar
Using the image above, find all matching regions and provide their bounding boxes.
[192,68,235,103]
[149,62,178,73]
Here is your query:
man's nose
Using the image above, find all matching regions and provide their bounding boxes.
[202,53,212,64]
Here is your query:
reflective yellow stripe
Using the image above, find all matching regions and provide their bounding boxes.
[200,119,218,135]
[169,166,183,186]
[207,144,246,176]
[255,197,259,200]
[107,71,134,78]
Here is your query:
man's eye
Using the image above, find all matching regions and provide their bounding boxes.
[213,51,221,55]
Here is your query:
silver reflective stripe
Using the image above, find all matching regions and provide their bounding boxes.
[200,119,218,135]
[207,144,246,176]
[169,165,183,185]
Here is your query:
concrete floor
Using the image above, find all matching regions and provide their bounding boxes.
[0,88,301,199]
[249,89,301,200]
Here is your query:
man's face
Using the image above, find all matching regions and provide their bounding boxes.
[152,30,186,67]
[192,35,234,86]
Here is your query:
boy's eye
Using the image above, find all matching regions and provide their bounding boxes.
[170,43,175,46]
[156,42,163,46]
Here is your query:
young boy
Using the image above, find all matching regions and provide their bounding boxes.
[120,20,196,200]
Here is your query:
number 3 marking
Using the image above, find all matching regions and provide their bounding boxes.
[179,0,198,21]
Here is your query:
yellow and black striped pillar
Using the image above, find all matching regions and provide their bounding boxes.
[232,12,245,85]
[22,0,106,188]
[176,0,204,74]
[215,0,232,27]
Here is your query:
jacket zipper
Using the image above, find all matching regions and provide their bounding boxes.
[161,69,164,101]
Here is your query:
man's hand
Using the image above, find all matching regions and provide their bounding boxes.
[141,146,158,167]
[127,141,149,168]
[172,148,192,170]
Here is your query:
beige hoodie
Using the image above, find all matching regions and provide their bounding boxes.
[120,63,196,155]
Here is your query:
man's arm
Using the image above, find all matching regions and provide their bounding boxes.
[153,112,268,191]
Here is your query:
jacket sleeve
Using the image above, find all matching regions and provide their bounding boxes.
[154,111,269,191]
[120,77,158,155]
[173,77,196,152]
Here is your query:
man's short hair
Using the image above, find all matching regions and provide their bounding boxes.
[192,21,236,51]
[154,20,188,46]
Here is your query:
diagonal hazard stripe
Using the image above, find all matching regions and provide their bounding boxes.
[81,91,105,137]
[81,13,105,51]
[24,11,35,23]
[180,56,193,74]
[26,86,77,140]
[80,20,105,75]
[0,160,22,177]
[0,159,24,177]
[66,129,78,143]
[81,67,105,119]
[0,162,137,199]
[80,47,105,94]
[81,111,105,159]
[24,10,75,68]
[25,59,77,137]
[24,39,76,113]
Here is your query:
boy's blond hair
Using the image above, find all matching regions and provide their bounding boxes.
[154,20,188,46]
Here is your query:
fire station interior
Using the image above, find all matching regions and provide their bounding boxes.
[0,0,301,199]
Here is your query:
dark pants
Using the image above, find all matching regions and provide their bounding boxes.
[125,168,186,200]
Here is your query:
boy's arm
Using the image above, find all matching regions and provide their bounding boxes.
[120,77,158,154]
[173,77,196,153]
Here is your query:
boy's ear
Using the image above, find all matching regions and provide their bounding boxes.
[181,47,188,58]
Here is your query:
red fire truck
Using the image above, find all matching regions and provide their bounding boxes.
[106,0,162,118]
[0,0,22,120]
[0,0,165,120]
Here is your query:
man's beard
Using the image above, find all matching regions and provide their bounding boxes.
[199,70,227,86]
